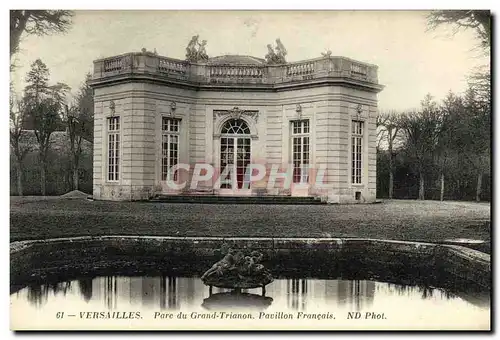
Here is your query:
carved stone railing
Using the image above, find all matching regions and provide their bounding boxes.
[93,52,379,87]
[158,57,188,75]
[286,61,315,77]
[103,57,124,72]
[350,62,369,80]
[209,65,264,78]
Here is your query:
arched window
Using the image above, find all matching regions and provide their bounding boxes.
[221,119,250,134]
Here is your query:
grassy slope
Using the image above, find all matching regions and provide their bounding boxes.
[10,199,490,253]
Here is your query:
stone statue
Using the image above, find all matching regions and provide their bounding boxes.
[141,47,157,55]
[198,40,209,61]
[264,39,287,64]
[201,247,235,280]
[321,50,332,57]
[185,35,209,62]
[275,38,287,63]
[186,35,199,60]
[265,44,277,64]
[201,246,273,291]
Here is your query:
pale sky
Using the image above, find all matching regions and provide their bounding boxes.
[10,10,489,111]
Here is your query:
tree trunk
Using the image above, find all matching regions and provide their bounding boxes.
[389,171,394,199]
[388,150,394,199]
[476,172,483,202]
[418,174,425,200]
[15,159,23,196]
[73,168,79,191]
[440,173,445,201]
[40,162,46,196]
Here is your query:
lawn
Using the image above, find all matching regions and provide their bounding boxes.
[10,198,491,253]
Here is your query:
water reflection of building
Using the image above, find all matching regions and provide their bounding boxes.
[270,279,375,311]
[23,277,376,312]
[86,276,208,310]
[336,280,375,310]
[104,276,118,309]
[286,279,308,311]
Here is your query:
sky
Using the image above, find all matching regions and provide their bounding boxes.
[10,10,489,111]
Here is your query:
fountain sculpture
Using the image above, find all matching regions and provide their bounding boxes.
[201,245,273,296]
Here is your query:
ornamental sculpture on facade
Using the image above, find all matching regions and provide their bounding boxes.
[265,38,287,64]
[185,35,209,62]
[213,107,259,123]
[321,49,332,57]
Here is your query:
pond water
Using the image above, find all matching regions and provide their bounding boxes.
[10,276,490,330]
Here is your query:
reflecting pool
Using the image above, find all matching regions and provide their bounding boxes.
[10,276,490,330]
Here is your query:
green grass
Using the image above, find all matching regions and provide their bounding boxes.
[10,198,490,253]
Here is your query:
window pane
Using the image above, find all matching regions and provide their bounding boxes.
[221,119,250,134]
[107,117,121,181]
[291,123,310,183]
[351,132,363,184]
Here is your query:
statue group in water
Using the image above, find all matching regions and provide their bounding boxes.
[201,245,273,291]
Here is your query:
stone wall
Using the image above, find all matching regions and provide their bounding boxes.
[11,236,490,294]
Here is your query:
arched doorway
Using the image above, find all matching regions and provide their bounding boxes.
[219,118,251,193]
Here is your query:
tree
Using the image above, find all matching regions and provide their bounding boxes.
[65,105,87,191]
[10,10,73,59]
[462,87,491,202]
[399,95,442,200]
[74,73,94,142]
[10,95,33,196]
[23,59,70,195]
[24,59,51,105]
[28,98,62,196]
[468,67,491,108]
[436,92,463,201]
[377,111,401,199]
[64,73,94,191]
[427,10,491,51]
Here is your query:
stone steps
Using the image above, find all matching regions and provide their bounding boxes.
[149,194,326,205]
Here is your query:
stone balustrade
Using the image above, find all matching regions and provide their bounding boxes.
[93,52,379,86]
[158,57,188,75]
[209,65,264,78]
[286,61,315,76]
[103,57,124,72]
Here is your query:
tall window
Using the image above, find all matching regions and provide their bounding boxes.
[351,120,364,184]
[162,117,180,181]
[107,117,120,181]
[291,120,310,183]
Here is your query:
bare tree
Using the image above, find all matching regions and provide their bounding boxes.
[10,10,73,59]
[399,95,442,200]
[28,98,61,196]
[377,111,401,199]
[10,96,33,196]
[462,87,490,202]
[64,73,94,191]
[65,105,87,191]
[427,10,491,51]
[74,73,94,142]
[436,92,462,201]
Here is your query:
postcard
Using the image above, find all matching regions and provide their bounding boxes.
[9,9,491,331]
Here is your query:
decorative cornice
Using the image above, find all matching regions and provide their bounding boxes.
[90,73,384,94]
